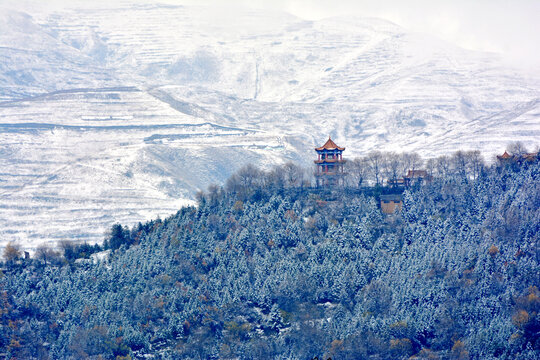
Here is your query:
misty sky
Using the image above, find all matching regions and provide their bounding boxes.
[185,0,540,72]
[4,0,540,73]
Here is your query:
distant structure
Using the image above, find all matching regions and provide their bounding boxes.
[496,151,512,162]
[497,150,538,165]
[314,137,346,187]
[403,170,432,186]
[387,169,432,188]
[380,194,403,214]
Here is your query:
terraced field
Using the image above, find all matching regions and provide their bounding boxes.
[0,2,538,249]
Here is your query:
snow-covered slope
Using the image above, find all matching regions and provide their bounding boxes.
[0,2,538,249]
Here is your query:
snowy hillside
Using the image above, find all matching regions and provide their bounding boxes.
[0,2,539,249]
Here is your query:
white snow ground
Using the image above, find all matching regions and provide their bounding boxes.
[0,2,538,250]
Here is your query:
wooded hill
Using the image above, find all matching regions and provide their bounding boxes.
[1,156,539,359]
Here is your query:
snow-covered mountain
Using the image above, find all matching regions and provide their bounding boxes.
[1,2,539,250]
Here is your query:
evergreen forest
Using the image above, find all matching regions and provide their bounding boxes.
[1,153,539,359]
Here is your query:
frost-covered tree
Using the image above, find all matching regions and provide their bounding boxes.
[1,160,538,359]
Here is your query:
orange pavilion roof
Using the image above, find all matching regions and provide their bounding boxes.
[497,151,512,159]
[315,137,345,151]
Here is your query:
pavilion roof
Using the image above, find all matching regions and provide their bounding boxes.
[380,194,403,202]
[497,151,512,160]
[315,137,345,151]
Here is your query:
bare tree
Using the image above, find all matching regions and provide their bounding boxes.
[59,240,75,258]
[266,166,286,190]
[383,152,402,187]
[282,162,305,188]
[366,151,384,186]
[3,242,21,265]
[195,190,205,205]
[35,244,50,264]
[347,157,368,188]
[402,152,424,175]
[426,158,436,178]
[35,244,61,265]
[466,150,485,180]
[225,164,262,194]
[435,155,451,178]
[237,164,262,188]
[508,141,529,157]
[206,184,222,206]
[451,151,468,179]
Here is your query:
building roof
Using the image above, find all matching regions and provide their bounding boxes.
[380,194,403,202]
[315,137,345,151]
[496,151,538,162]
[405,170,428,178]
[314,158,346,164]
[523,152,539,161]
[497,151,512,160]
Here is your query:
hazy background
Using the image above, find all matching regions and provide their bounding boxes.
[4,0,538,74]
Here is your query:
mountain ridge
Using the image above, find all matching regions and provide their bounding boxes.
[0,2,538,249]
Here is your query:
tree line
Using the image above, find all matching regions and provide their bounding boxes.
[1,144,538,359]
[3,142,538,266]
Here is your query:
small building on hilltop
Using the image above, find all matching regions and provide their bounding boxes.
[522,152,539,162]
[387,169,432,188]
[404,170,432,186]
[314,137,346,187]
[380,194,403,214]
[497,151,512,162]
[497,150,539,166]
